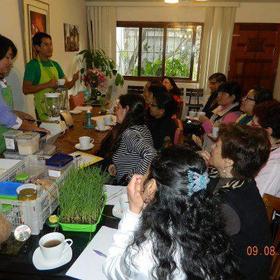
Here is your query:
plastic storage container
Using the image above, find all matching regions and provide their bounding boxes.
[3,130,23,152]
[16,132,40,155]
[0,162,73,235]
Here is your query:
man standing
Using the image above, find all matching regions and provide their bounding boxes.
[23,32,79,121]
[202,73,226,118]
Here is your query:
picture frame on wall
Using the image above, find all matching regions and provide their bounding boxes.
[23,0,50,62]
[64,23,79,52]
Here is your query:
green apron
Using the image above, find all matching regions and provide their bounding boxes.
[0,85,14,154]
[34,59,59,121]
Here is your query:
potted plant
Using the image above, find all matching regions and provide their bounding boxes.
[58,166,109,232]
[78,49,124,104]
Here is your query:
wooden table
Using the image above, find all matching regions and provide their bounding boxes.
[55,108,110,154]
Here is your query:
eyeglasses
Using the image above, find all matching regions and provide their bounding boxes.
[244,96,255,102]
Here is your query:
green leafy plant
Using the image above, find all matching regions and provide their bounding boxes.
[79,49,124,86]
[59,167,109,224]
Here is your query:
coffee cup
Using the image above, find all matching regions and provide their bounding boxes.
[39,232,73,263]
[212,127,219,138]
[197,111,206,118]
[104,115,113,126]
[79,136,94,149]
[57,79,65,86]
[96,118,105,130]
[189,111,197,118]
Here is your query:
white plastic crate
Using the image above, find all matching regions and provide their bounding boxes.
[0,159,26,182]
[0,161,75,235]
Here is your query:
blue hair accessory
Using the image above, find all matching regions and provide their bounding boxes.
[187,170,209,196]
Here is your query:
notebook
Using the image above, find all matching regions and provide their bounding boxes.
[66,226,117,280]
[70,151,103,168]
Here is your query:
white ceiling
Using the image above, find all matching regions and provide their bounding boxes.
[86,0,280,2]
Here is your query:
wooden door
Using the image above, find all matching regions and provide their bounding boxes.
[228,23,280,94]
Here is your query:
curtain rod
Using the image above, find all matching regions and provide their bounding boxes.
[86,2,240,8]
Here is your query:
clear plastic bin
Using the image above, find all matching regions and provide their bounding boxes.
[3,130,23,152]
[16,132,40,155]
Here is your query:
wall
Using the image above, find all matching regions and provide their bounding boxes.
[1,0,87,116]
[114,3,280,101]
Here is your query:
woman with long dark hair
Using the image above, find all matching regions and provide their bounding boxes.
[104,146,238,279]
[108,93,156,185]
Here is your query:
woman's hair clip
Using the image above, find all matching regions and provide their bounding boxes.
[187,170,209,196]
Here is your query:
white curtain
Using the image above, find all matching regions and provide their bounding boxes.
[199,7,236,91]
[87,6,117,60]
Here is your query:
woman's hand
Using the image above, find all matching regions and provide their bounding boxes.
[108,164,117,176]
[127,175,144,214]
[198,150,211,166]
[199,115,210,123]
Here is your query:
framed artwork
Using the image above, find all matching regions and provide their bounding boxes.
[64,23,79,52]
[23,0,50,61]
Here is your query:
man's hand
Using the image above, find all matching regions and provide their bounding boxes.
[48,78,58,89]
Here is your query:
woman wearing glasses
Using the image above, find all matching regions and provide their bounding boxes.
[236,87,272,125]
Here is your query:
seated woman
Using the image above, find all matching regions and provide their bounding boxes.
[162,77,182,117]
[236,87,272,125]
[147,85,177,150]
[199,81,242,134]
[206,124,272,280]
[104,146,238,280]
[253,100,280,197]
[108,94,156,185]
[143,79,161,107]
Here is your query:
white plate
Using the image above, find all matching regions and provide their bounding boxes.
[32,247,72,270]
[75,143,94,151]
[69,110,82,114]
[95,126,110,132]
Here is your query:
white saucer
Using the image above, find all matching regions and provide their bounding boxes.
[95,126,110,132]
[75,143,94,151]
[69,110,82,114]
[32,247,72,270]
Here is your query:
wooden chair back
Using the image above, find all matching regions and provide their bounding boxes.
[69,92,85,110]
[263,193,280,280]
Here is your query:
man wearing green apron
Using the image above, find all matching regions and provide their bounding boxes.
[23,32,79,121]
[0,34,47,154]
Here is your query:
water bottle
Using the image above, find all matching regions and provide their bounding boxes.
[85,109,93,128]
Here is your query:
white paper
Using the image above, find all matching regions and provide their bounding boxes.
[66,226,117,280]
[104,185,126,206]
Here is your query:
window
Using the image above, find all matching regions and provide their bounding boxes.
[116,22,203,81]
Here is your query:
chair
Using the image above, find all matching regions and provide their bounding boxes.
[185,88,204,115]
[127,85,144,95]
[69,92,85,110]
[263,193,280,280]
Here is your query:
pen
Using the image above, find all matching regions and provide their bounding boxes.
[93,249,107,258]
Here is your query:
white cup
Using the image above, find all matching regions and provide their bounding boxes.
[79,136,94,149]
[212,127,219,138]
[39,232,73,263]
[189,111,197,117]
[96,118,105,130]
[104,115,113,126]
[57,79,65,86]
[197,111,206,117]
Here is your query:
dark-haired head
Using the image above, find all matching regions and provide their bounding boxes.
[208,73,227,93]
[32,32,52,47]
[254,100,280,140]
[162,77,181,96]
[217,81,242,105]
[0,34,17,60]
[240,87,273,115]
[149,86,177,118]
[212,124,271,179]
[125,146,238,279]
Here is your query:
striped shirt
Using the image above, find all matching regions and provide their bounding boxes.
[112,125,156,184]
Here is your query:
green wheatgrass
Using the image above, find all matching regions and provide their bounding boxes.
[59,167,109,224]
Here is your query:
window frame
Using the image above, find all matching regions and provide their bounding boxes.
[117,21,204,83]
